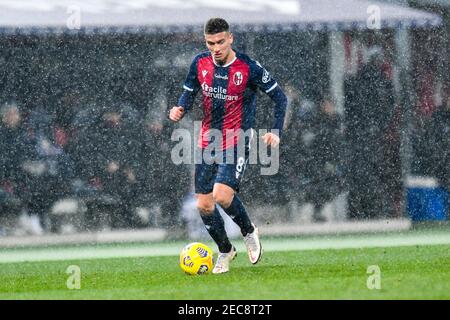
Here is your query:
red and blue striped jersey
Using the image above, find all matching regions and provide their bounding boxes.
[178,51,286,150]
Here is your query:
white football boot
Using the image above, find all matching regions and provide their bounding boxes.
[212,246,237,274]
[243,224,262,264]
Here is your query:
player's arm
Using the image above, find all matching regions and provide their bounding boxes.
[251,60,288,147]
[264,85,287,147]
[169,57,200,122]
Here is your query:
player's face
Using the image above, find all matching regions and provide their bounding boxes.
[205,32,233,64]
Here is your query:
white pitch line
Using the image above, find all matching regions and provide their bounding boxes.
[0,232,449,264]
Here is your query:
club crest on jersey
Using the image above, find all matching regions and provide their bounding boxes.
[202,70,208,78]
[233,72,243,85]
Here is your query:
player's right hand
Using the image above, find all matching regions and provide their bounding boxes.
[169,106,185,122]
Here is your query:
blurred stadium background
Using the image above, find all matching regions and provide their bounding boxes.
[0,0,448,248]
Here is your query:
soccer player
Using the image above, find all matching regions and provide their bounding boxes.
[169,18,287,274]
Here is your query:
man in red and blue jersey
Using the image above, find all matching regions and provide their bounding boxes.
[169,18,287,274]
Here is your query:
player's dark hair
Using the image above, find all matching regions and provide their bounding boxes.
[204,18,230,35]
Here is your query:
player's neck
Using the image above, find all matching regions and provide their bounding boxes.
[213,49,236,67]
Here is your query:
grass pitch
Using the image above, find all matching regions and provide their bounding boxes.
[0,233,449,299]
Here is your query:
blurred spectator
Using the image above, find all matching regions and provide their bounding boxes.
[424,94,450,215]
[281,84,317,204]
[344,45,395,219]
[71,100,144,229]
[0,101,34,233]
[283,92,344,222]
[53,86,85,151]
[141,87,191,236]
[302,98,344,222]
[22,107,76,232]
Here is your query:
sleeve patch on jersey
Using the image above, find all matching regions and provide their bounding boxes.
[262,69,271,83]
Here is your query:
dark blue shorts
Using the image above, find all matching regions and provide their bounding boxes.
[195,143,250,194]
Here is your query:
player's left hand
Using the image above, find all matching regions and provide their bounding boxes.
[262,132,280,148]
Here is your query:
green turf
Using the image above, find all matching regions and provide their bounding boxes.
[0,244,449,299]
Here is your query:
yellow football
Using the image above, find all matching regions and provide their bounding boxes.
[179,242,214,275]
